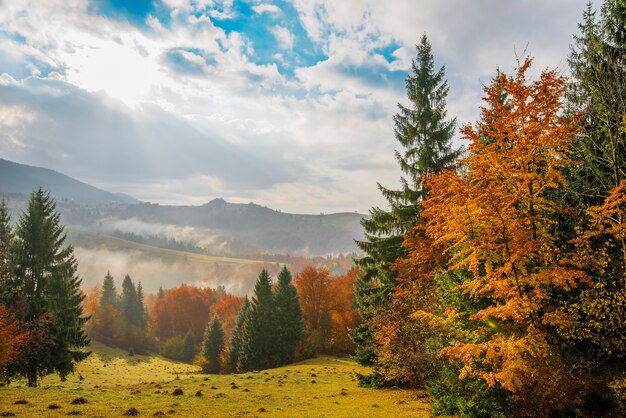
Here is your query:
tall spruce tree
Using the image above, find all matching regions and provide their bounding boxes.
[100,271,117,306]
[121,274,138,327]
[273,266,302,365]
[239,269,277,371]
[9,188,89,386]
[563,0,626,369]
[0,199,14,303]
[228,297,249,372]
[568,0,626,202]
[95,273,119,343]
[136,282,147,329]
[202,316,225,373]
[352,34,461,366]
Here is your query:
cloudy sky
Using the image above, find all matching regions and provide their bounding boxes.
[0,0,594,213]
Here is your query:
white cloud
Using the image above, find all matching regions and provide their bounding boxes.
[0,104,35,149]
[252,4,282,15]
[270,25,295,50]
[0,0,597,214]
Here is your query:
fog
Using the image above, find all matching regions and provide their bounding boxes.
[74,246,280,295]
[99,217,235,255]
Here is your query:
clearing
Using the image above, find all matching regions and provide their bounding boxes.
[0,341,431,417]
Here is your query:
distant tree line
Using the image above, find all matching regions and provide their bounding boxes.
[83,263,361,374]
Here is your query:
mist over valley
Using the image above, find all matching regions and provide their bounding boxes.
[1,158,361,294]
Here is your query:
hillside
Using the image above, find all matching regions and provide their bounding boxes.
[0,158,140,205]
[1,159,366,256]
[91,198,366,255]
[0,342,431,417]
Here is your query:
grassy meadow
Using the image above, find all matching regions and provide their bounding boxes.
[0,342,431,417]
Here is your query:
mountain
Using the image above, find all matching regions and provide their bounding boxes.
[0,159,365,256]
[0,158,140,205]
[90,198,365,255]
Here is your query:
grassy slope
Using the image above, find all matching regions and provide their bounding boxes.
[69,230,274,266]
[0,342,430,417]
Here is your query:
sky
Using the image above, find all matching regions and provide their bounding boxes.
[0,0,595,214]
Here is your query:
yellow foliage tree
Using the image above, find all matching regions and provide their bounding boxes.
[413,58,595,414]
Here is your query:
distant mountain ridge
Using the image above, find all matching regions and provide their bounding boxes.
[94,198,365,255]
[0,159,366,256]
[0,158,140,205]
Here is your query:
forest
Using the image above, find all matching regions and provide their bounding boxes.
[0,0,625,417]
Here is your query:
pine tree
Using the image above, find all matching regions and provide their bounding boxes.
[157,286,165,299]
[352,34,461,365]
[182,329,196,364]
[273,266,302,365]
[563,0,626,375]
[121,274,138,326]
[136,282,147,330]
[202,316,225,373]
[239,269,277,371]
[100,271,117,306]
[567,0,626,202]
[0,199,14,303]
[9,188,89,386]
[228,297,249,372]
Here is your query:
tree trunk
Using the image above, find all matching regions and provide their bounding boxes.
[27,369,37,387]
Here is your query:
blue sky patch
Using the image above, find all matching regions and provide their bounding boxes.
[1,30,27,45]
[164,48,216,76]
[338,62,406,92]
[372,41,403,64]
[89,0,171,28]
[0,52,61,80]
[205,0,327,78]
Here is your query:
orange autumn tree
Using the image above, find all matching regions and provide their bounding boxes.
[210,294,244,341]
[294,266,361,356]
[0,305,30,372]
[327,267,361,354]
[150,284,218,341]
[414,58,592,413]
[294,267,333,356]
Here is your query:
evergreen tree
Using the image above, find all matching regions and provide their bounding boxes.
[9,188,89,386]
[182,329,196,364]
[562,0,626,375]
[100,271,117,307]
[352,34,461,365]
[136,282,147,330]
[239,269,277,371]
[121,274,138,326]
[567,0,626,202]
[273,266,302,365]
[228,297,249,372]
[202,316,225,373]
[157,286,165,299]
[0,199,14,303]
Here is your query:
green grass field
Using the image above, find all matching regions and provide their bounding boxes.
[0,342,431,417]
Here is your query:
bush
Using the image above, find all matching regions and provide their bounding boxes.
[160,336,185,362]
[356,372,398,388]
[428,364,511,418]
